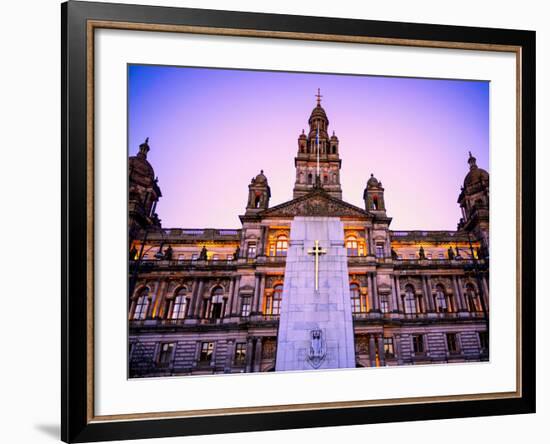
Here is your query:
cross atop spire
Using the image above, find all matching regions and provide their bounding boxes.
[315,88,323,106]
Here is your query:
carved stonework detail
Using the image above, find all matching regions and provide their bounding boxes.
[355,335,369,355]
[262,338,277,360]
[306,329,327,369]
[266,275,284,288]
[262,190,370,218]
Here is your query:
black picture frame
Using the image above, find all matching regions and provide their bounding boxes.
[61,1,536,442]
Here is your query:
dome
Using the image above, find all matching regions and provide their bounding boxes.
[367,173,380,187]
[298,129,307,140]
[330,131,338,141]
[308,104,328,123]
[253,170,268,184]
[129,138,155,181]
[129,155,154,179]
[463,152,489,187]
[463,167,489,187]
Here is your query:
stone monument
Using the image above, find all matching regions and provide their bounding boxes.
[275,216,356,371]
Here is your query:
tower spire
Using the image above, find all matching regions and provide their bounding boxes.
[316,122,320,178]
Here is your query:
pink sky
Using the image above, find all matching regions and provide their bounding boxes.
[129,65,489,230]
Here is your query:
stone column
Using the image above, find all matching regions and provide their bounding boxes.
[253,337,263,372]
[146,281,158,319]
[260,226,268,256]
[193,279,205,318]
[364,228,370,255]
[251,274,261,315]
[395,276,404,313]
[420,276,427,313]
[368,334,377,367]
[390,275,399,312]
[377,334,386,366]
[452,275,465,311]
[245,338,254,373]
[385,236,392,258]
[187,278,199,318]
[371,273,380,311]
[367,273,375,312]
[455,276,467,311]
[256,275,266,314]
[424,276,434,312]
[225,277,235,318]
[231,275,241,316]
[368,229,375,256]
[154,279,168,319]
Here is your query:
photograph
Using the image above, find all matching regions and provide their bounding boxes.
[127,65,490,378]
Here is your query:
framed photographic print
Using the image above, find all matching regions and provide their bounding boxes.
[61,0,536,442]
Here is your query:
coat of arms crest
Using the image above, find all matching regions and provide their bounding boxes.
[306,328,326,369]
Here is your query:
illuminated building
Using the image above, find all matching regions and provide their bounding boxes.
[128,96,489,377]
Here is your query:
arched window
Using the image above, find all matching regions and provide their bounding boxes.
[265,284,283,315]
[209,286,224,319]
[307,173,313,184]
[403,285,417,314]
[254,194,261,208]
[275,235,288,257]
[171,288,188,319]
[350,283,367,313]
[133,287,150,320]
[323,175,328,184]
[465,283,480,312]
[346,236,358,256]
[372,196,379,210]
[434,284,448,312]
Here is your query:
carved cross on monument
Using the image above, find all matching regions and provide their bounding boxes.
[307,240,327,291]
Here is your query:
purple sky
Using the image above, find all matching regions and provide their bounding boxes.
[128,65,489,230]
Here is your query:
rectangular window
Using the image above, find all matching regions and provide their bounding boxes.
[446,333,460,354]
[412,334,425,354]
[199,342,214,363]
[177,254,185,262]
[409,254,416,260]
[226,254,233,262]
[438,253,445,259]
[380,295,389,313]
[240,297,251,317]
[397,254,403,260]
[384,337,394,358]
[191,253,198,261]
[427,253,432,260]
[234,343,247,365]
[375,243,384,258]
[142,253,149,260]
[247,243,257,258]
[212,254,219,261]
[157,342,175,367]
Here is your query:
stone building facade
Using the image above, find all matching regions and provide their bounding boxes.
[128,96,489,377]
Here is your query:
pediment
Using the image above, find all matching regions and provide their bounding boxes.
[261,189,371,219]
